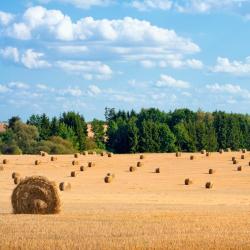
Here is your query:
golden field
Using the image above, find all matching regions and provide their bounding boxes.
[1,152,250,250]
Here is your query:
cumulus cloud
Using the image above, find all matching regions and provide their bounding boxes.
[0,47,19,62]
[212,57,250,75]
[0,11,14,26]
[156,74,190,89]
[88,85,101,96]
[131,0,172,11]
[8,82,29,89]
[21,49,51,69]
[0,84,10,93]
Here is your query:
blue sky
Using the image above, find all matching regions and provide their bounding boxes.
[1,0,250,121]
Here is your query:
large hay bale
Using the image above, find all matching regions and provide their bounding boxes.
[205,182,213,189]
[155,168,160,173]
[12,172,20,179]
[190,155,194,160]
[233,159,237,165]
[140,155,145,160]
[176,152,181,157]
[0,165,4,171]
[209,169,215,174]
[71,171,76,177]
[88,162,95,168]
[237,166,242,171]
[108,153,113,157]
[137,161,143,167]
[80,166,85,171]
[35,160,41,166]
[51,156,57,161]
[74,153,79,158]
[59,182,71,191]
[184,178,192,185]
[241,155,245,160]
[232,156,236,161]
[104,176,113,183]
[11,176,60,214]
[129,166,136,172]
[3,159,9,164]
[72,160,79,166]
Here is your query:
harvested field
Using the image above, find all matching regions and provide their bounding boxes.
[1,152,250,249]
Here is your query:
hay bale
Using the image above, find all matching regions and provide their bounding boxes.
[72,160,79,166]
[190,155,194,160]
[226,148,231,152]
[242,149,247,153]
[137,161,143,167]
[88,162,95,168]
[104,176,113,183]
[205,182,213,189]
[241,155,245,160]
[108,153,113,157]
[14,177,22,185]
[82,151,88,156]
[176,152,181,157]
[71,171,76,177]
[237,166,242,171]
[219,149,224,154]
[59,182,71,191]
[140,155,145,160]
[11,176,60,214]
[12,172,20,179]
[0,165,4,171]
[51,156,57,161]
[100,152,106,157]
[201,149,206,154]
[233,159,238,165]
[3,159,9,164]
[155,168,160,173]
[232,156,236,161]
[206,152,211,157]
[184,178,192,185]
[88,151,96,155]
[209,169,215,174]
[129,166,136,172]
[74,153,79,158]
[80,166,85,171]
[35,160,41,166]
[40,151,47,157]
[249,161,250,166]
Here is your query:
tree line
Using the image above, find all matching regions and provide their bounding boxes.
[0,108,249,154]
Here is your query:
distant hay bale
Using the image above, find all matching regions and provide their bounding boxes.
[205,182,213,189]
[219,149,224,154]
[88,151,96,155]
[11,176,60,214]
[0,165,4,171]
[237,166,242,171]
[88,162,95,168]
[51,156,57,161]
[155,168,160,173]
[242,149,247,153]
[226,148,231,152]
[209,169,215,174]
[12,172,20,179]
[80,166,85,171]
[104,176,113,183]
[137,161,143,167]
[233,159,238,165]
[176,152,181,157]
[190,155,194,160]
[140,155,145,160]
[40,151,47,157]
[72,160,79,166]
[14,177,22,185]
[82,151,88,156]
[35,160,41,166]
[71,171,76,177]
[184,178,192,185]
[241,155,245,160]
[232,156,236,161]
[59,182,71,191]
[3,159,9,164]
[206,152,211,157]
[108,153,113,157]
[201,149,206,154]
[100,152,106,156]
[74,153,79,158]
[129,166,136,172]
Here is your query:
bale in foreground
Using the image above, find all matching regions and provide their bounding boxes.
[11,176,60,214]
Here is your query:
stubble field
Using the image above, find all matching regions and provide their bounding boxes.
[1,152,250,249]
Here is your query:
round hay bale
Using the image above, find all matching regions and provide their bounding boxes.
[104,176,112,183]
[206,152,211,157]
[249,162,250,166]
[226,148,231,152]
[237,166,242,171]
[233,159,238,165]
[88,162,95,168]
[190,155,194,160]
[82,151,88,156]
[3,159,9,164]
[88,151,96,155]
[100,152,105,157]
[241,155,245,160]
[201,149,206,154]
[0,165,4,171]
[242,149,247,153]
[208,169,215,174]
[129,166,136,172]
[14,176,22,185]
[51,156,57,161]
[40,151,47,157]
[205,182,213,189]
[59,182,71,191]
[176,152,181,157]
[184,178,192,185]
[107,173,111,176]
[11,176,60,214]
[71,171,76,177]
[137,161,143,167]
[108,153,113,157]
[72,160,79,166]
[219,149,224,154]
[12,172,20,179]
[155,168,160,173]
[140,155,145,160]
[74,153,79,158]
[35,160,41,166]
[80,166,85,171]
[232,156,236,161]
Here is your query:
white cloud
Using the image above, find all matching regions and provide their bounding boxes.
[0,11,14,26]
[131,0,172,11]
[140,60,156,68]
[213,57,250,75]
[9,22,31,40]
[88,85,101,96]
[0,84,10,93]
[56,45,89,54]
[56,60,112,80]
[156,74,190,89]
[62,86,83,96]
[0,47,19,62]
[8,82,29,89]
[21,49,51,69]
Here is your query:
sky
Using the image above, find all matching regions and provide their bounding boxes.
[1,0,250,121]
